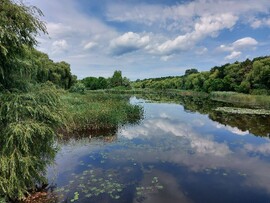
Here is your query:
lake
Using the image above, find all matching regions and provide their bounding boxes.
[46,95,270,203]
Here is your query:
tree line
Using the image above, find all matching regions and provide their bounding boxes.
[133,57,270,95]
[77,70,131,90]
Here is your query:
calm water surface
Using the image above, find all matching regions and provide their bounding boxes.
[47,96,270,203]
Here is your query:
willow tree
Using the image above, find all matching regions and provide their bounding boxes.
[0,0,47,90]
[0,85,64,200]
[0,1,64,201]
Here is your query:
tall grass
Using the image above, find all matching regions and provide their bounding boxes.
[210,91,270,109]
[103,88,209,98]
[61,92,143,135]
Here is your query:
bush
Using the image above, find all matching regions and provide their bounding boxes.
[0,85,64,200]
[69,82,86,94]
[250,89,270,95]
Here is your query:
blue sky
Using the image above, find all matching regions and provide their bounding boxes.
[26,0,270,80]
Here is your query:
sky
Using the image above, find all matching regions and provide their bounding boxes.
[25,0,270,80]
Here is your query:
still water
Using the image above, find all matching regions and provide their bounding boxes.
[47,96,270,203]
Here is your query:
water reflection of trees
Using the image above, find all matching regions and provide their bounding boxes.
[209,113,270,137]
[137,94,270,137]
[59,128,118,143]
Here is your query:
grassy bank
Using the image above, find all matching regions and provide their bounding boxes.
[61,92,143,136]
[104,89,269,109]
[210,91,270,109]
[103,88,209,98]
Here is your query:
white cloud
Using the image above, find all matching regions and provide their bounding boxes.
[107,0,270,32]
[25,0,270,79]
[52,39,68,54]
[219,37,258,60]
[46,22,73,38]
[109,32,150,55]
[232,37,258,49]
[153,13,238,55]
[83,42,97,50]
[225,51,242,60]
[161,55,173,61]
[250,17,270,28]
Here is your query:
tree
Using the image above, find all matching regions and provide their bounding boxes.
[185,68,199,76]
[122,77,131,88]
[0,0,47,90]
[110,70,123,87]
[0,1,65,201]
[97,77,108,89]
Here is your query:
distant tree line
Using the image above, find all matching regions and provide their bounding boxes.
[133,57,270,95]
[80,70,131,90]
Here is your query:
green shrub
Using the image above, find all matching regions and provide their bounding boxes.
[250,89,270,95]
[69,82,86,94]
[0,85,64,200]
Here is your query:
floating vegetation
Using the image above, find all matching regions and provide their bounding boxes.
[238,172,247,177]
[136,177,164,198]
[54,168,125,202]
[70,192,79,202]
[215,107,270,115]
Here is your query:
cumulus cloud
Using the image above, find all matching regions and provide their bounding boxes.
[250,17,270,28]
[153,13,238,55]
[232,37,258,49]
[109,32,150,55]
[219,37,258,60]
[107,0,270,31]
[52,39,69,54]
[26,0,270,79]
[46,22,73,38]
[225,51,242,60]
[83,41,98,50]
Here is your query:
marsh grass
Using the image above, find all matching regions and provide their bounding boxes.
[215,107,270,115]
[61,92,143,135]
[103,89,209,101]
[210,91,270,109]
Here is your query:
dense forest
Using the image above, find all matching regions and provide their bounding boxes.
[133,57,270,95]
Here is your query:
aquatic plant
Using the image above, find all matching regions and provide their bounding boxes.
[215,107,270,115]
[61,92,143,135]
[210,91,270,109]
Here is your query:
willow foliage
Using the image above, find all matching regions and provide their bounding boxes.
[0,85,64,200]
[0,0,47,90]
